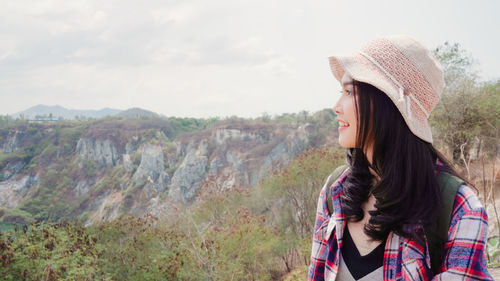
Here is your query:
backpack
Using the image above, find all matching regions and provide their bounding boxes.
[325,165,463,275]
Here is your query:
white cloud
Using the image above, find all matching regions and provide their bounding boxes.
[149,2,199,26]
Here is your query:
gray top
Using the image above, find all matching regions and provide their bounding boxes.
[336,253,383,281]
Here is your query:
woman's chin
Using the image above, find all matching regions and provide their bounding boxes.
[338,139,355,149]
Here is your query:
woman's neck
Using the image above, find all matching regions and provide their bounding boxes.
[347,194,382,255]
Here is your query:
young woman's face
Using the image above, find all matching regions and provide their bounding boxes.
[333,72,358,148]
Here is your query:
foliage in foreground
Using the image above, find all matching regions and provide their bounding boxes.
[0,209,286,281]
[0,216,188,281]
[0,221,100,281]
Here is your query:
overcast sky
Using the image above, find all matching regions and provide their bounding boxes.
[1,0,499,118]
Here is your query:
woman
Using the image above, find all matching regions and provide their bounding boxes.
[308,36,492,280]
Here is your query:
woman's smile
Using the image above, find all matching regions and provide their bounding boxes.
[338,119,350,131]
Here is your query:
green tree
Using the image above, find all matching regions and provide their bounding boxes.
[260,147,344,267]
[431,42,481,162]
[476,79,500,159]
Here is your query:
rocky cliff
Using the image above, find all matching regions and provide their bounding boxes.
[0,113,338,224]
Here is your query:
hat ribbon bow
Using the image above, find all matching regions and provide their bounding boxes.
[358,51,431,121]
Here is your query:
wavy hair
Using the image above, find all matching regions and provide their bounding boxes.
[341,80,460,241]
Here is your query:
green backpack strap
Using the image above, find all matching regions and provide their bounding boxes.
[425,172,464,275]
[326,164,348,216]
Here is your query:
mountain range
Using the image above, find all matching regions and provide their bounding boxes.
[11,105,159,120]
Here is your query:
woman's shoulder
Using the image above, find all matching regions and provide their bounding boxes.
[454,184,485,212]
[451,184,487,226]
[322,165,350,192]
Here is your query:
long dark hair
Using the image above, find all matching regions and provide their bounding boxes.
[341,80,461,241]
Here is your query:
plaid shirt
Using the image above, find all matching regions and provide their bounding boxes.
[308,170,492,281]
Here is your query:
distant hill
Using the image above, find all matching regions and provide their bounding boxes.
[12,105,122,120]
[115,108,160,119]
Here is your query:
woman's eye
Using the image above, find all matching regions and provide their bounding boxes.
[340,90,351,96]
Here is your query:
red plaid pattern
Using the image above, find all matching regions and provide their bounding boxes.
[308,170,492,281]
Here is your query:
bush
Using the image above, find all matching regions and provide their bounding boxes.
[0,221,100,281]
[181,205,281,281]
[89,214,187,281]
[1,215,188,281]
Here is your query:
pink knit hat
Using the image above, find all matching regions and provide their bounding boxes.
[328,35,444,143]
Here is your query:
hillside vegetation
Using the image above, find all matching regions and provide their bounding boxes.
[0,110,338,225]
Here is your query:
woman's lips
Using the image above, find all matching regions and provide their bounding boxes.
[338,120,350,131]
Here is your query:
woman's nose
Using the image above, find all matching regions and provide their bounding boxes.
[333,99,341,115]
[333,105,340,115]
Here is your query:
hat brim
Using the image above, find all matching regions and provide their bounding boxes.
[328,54,433,143]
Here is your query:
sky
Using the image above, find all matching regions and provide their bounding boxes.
[1,0,499,118]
